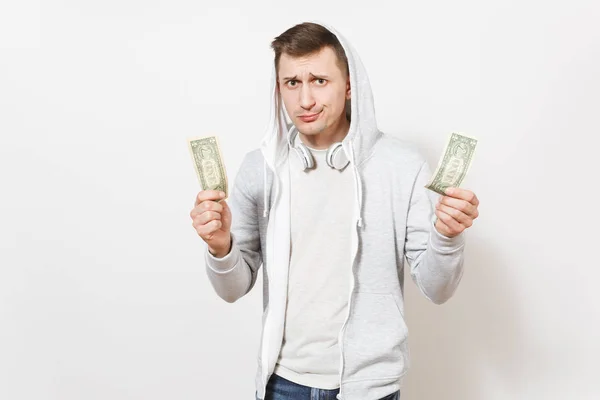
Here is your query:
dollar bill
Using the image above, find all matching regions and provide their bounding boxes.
[187,135,228,198]
[425,132,477,195]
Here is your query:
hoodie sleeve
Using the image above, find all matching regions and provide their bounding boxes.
[203,153,262,303]
[404,160,466,305]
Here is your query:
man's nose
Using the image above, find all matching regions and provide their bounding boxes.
[299,85,316,110]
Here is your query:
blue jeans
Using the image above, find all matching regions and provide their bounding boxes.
[257,373,400,400]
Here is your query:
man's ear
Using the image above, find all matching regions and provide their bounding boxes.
[345,76,351,99]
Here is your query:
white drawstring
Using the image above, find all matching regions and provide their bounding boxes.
[349,140,363,228]
[263,124,294,218]
[263,157,268,218]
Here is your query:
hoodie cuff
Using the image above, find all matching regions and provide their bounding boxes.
[430,220,465,253]
[205,239,240,274]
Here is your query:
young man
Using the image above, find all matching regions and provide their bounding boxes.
[190,22,480,400]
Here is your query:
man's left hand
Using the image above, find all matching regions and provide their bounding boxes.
[434,187,480,238]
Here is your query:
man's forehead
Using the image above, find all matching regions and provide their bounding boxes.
[279,47,342,75]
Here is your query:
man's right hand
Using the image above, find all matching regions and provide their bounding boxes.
[190,190,232,258]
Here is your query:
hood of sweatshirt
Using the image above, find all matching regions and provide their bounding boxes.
[259,21,383,226]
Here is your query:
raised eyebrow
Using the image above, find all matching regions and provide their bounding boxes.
[281,73,329,81]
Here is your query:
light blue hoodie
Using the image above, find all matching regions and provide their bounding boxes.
[203,21,466,400]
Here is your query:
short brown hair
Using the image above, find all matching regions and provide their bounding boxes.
[271,22,349,78]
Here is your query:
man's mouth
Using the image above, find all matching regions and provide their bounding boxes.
[298,111,321,122]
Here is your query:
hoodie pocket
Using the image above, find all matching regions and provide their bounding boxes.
[342,292,409,381]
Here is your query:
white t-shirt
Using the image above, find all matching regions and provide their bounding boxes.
[273,135,355,389]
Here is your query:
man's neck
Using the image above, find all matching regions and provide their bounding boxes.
[298,117,350,150]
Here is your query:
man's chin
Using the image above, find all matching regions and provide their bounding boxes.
[296,121,325,135]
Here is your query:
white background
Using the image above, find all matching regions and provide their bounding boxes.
[1,1,598,399]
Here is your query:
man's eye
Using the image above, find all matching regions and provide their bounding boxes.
[316,79,326,85]
[287,80,297,86]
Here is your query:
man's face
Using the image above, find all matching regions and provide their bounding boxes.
[277,46,350,137]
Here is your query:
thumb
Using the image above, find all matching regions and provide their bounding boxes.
[220,200,232,226]
[221,199,231,214]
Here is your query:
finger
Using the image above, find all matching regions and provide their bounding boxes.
[192,200,224,217]
[436,203,473,227]
[444,187,479,206]
[195,220,223,238]
[435,217,452,234]
[435,208,465,234]
[195,190,226,207]
[193,211,222,226]
[191,201,221,218]
[438,196,478,219]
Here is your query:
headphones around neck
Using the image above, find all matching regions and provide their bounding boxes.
[287,125,350,171]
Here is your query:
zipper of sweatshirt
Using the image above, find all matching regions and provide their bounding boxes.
[260,155,279,398]
[336,166,361,400]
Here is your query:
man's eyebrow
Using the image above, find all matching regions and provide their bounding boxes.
[281,73,330,81]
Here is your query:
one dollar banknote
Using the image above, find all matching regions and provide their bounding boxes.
[425,132,478,195]
[187,135,228,198]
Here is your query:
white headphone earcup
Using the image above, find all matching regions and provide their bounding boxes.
[326,143,350,170]
[295,143,314,170]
